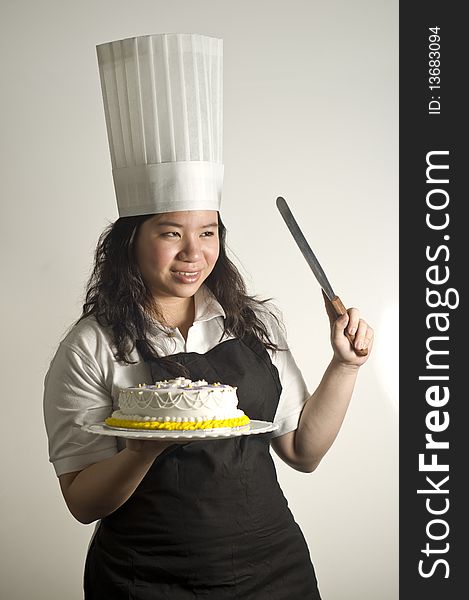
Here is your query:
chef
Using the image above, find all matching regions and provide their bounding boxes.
[43,32,373,599]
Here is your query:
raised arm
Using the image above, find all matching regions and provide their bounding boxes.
[272,301,374,472]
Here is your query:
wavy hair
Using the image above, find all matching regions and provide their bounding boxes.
[78,213,284,375]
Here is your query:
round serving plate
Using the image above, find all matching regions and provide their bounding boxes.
[81,420,278,441]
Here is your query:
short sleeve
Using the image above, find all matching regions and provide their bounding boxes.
[43,339,118,477]
[257,306,310,437]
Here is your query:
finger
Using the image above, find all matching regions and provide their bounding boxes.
[332,311,350,334]
[353,321,373,351]
[345,308,360,338]
[332,311,365,355]
[361,324,374,351]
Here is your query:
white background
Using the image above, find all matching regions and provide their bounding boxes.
[0,1,398,598]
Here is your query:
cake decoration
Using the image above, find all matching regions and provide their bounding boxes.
[105,377,250,431]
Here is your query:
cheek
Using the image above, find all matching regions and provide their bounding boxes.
[138,239,172,271]
[206,240,220,266]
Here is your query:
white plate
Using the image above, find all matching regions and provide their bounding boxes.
[81,419,278,441]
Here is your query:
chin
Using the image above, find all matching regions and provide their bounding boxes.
[169,279,206,296]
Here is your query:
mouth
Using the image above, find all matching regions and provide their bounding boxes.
[173,271,201,275]
[171,270,202,284]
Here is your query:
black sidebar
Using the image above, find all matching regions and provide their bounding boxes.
[400,3,467,598]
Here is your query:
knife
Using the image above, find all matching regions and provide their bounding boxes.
[276,196,368,357]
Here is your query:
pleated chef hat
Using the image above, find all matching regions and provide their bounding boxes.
[96,33,223,217]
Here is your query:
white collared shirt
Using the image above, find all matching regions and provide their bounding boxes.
[43,285,310,477]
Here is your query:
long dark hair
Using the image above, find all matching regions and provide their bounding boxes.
[78,213,285,375]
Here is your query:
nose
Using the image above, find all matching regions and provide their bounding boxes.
[177,235,202,262]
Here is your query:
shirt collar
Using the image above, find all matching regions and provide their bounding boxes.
[193,284,226,322]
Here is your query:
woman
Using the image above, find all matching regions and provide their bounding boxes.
[44,32,373,598]
[44,208,372,598]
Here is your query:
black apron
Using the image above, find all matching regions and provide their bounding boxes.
[84,334,321,599]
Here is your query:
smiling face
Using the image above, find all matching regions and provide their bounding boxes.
[135,210,220,305]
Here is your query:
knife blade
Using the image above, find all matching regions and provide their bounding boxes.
[276,196,367,356]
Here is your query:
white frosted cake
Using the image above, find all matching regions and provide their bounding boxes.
[105,377,251,430]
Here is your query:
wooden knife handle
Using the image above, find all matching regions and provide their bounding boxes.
[329,296,368,357]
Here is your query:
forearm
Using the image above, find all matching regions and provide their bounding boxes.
[61,443,168,524]
[294,359,359,470]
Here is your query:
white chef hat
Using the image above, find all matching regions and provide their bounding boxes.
[96,33,223,217]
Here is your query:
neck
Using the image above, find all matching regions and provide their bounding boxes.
[154,295,195,331]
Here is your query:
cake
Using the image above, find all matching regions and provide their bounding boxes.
[105,377,251,430]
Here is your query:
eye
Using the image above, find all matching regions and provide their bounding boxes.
[201,231,215,237]
[161,231,180,238]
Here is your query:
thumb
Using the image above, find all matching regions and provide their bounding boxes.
[333,311,349,333]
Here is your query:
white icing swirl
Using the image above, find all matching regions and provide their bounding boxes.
[117,378,244,420]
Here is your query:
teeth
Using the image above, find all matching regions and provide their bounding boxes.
[177,271,199,276]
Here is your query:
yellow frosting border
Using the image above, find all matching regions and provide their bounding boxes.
[104,415,251,430]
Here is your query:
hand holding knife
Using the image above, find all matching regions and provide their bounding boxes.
[276,196,368,357]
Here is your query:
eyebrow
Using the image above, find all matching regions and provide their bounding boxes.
[155,221,218,228]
